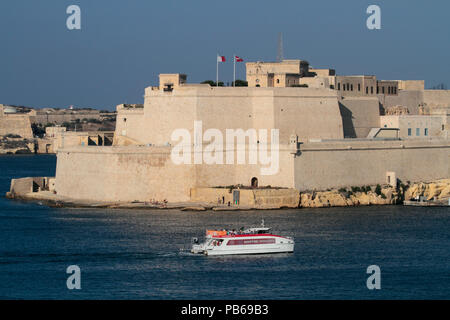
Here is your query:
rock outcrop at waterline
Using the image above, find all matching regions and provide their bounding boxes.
[300,187,399,208]
[405,179,450,201]
[300,179,450,208]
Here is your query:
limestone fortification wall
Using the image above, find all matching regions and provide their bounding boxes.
[382,90,423,115]
[339,97,381,138]
[54,144,296,202]
[294,139,449,191]
[0,105,33,139]
[382,89,450,115]
[190,187,300,208]
[55,146,195,202]
[114,86,344,146]
[54,138,449,203]
[34,111,102,125]
[114,107,145,145]
[423,90,450,108]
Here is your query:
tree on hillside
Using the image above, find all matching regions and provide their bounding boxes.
[232,80,248,87]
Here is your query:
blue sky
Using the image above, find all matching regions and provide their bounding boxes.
[1,0,449,110]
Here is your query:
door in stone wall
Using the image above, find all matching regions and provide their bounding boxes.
[233,190,240,205]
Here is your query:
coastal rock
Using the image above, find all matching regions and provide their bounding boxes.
[300,187,398,208]
[405,179,450,201]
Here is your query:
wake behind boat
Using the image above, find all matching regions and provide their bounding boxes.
[190,220,294,256]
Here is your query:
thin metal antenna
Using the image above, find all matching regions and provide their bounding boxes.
[276,32,284,62]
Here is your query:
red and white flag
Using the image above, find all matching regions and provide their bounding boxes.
[217,55,226,62]
[235,56,244,62]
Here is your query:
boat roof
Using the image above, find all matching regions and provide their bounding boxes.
[244,227,271,232]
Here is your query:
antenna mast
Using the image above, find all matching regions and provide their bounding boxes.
[276,32,284,62]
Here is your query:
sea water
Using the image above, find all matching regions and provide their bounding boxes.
[0,155,449,299]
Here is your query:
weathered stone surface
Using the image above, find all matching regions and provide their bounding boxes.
[405,179,450,201]
[385,105,410,115]
[300,187,399,208]
[191,187,300,209]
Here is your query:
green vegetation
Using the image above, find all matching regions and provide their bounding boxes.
[232,80,248,87]
[201,80,224,87]
[4,134,22,139]
[31,123,55,137]
[375,184,382,196]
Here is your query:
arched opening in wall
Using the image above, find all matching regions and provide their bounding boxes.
[251,177,258,188]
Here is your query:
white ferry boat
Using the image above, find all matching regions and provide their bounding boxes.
[190,221,294,256]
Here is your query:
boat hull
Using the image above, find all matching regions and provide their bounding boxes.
[204,243,294,256]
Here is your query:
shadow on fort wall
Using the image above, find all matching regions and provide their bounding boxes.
[338,102,356,138]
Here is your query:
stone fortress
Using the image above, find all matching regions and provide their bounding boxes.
[7,58,450,208]
[0,104,115,154]
[0,104,34,139]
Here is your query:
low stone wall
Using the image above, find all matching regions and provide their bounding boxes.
[190,187,300,208]
[7,177,52,198]
[253,189,300,208]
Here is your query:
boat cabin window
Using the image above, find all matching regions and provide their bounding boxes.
[212,239,224,246]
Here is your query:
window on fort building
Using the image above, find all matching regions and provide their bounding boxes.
[394,87,397,94]
[377,87,379,94]
[351,84,353,91]
[358,84,361,91]
[366,87,369,94]
[277,79,280,84]
[388,87,391,94]
[382,87,385,94]
[424,128,429,136]
[416,128,420,136]
[343,85,346,91]
[408,128,412,136]
[338,83,341,90]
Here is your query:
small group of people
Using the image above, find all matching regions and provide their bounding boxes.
[223,229,244,236]
[146,198,168,207]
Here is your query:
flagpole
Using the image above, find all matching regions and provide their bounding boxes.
[233,54,236,87]
[216,54,219,87]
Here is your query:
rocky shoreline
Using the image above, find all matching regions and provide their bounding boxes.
[6,177,450,210]
[299,179,450,208]
[0,135,35,154]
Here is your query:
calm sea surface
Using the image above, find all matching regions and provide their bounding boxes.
[0,155,449,299]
